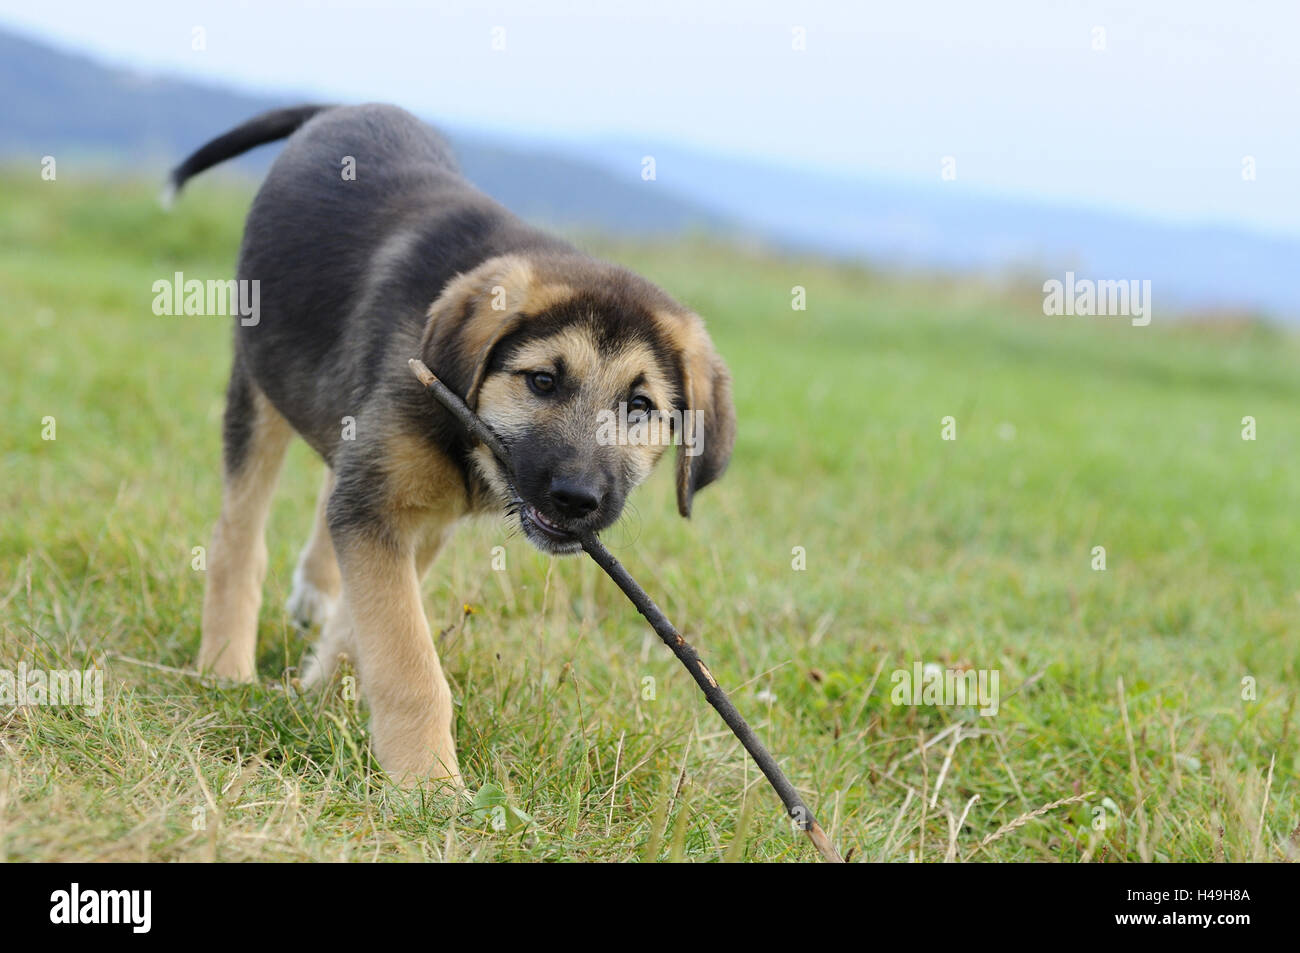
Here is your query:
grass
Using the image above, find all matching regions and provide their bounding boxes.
[1,172,1297,862]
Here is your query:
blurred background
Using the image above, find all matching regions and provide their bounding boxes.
[1,0,1296,320]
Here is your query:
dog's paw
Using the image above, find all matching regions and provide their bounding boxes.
[297,653,325,691]
[285,567,337,630]
[298,648,351,693]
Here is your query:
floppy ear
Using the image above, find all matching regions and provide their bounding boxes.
[669,313,736,518]
[419,255,571,408]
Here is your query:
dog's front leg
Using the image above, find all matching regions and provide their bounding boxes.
[333,526,461,788]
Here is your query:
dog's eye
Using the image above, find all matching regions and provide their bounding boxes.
[527,371,556,396]
[628,395,653,418]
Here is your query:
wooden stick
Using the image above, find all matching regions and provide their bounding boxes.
[409,358,844,863]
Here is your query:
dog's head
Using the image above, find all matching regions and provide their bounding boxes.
[420,254,735,553]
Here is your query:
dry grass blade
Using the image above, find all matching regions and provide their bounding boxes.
[1252,753,1276,861]
[1118,676,1151,862]
[974,791,1094,855]
[946,794,980,863]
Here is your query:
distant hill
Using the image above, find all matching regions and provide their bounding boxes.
[0,28,727,237]
[2,24,1297,321]
[579,140,1300,321]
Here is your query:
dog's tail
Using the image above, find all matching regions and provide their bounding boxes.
[162,105,333,208]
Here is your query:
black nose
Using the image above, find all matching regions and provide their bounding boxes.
[548,477,602,519]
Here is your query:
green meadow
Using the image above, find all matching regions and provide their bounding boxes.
[1,174,1296,861]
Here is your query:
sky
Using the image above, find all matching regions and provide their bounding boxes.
[2,0,1296,238]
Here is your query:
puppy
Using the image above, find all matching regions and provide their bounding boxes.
[173,104,735,786]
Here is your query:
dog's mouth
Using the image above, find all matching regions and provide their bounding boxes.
[519,503,585,555]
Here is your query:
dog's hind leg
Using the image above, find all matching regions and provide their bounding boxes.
[198,365,292,681]
[286,468,341,629]
[297,489,355,693]
[298,594,354,691]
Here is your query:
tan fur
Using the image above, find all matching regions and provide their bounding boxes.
[299,495,459,788]
[286,468,341,628]
[198,388,293,680]
[654,309,737,516]
[298,591,354,689]
[477,331,676,490]
[380,429,471,517]
[502,331,676,412]
[333,524,460,787]
[298,469,340,592]
[422,255,576,408]
[298,425,469,783]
